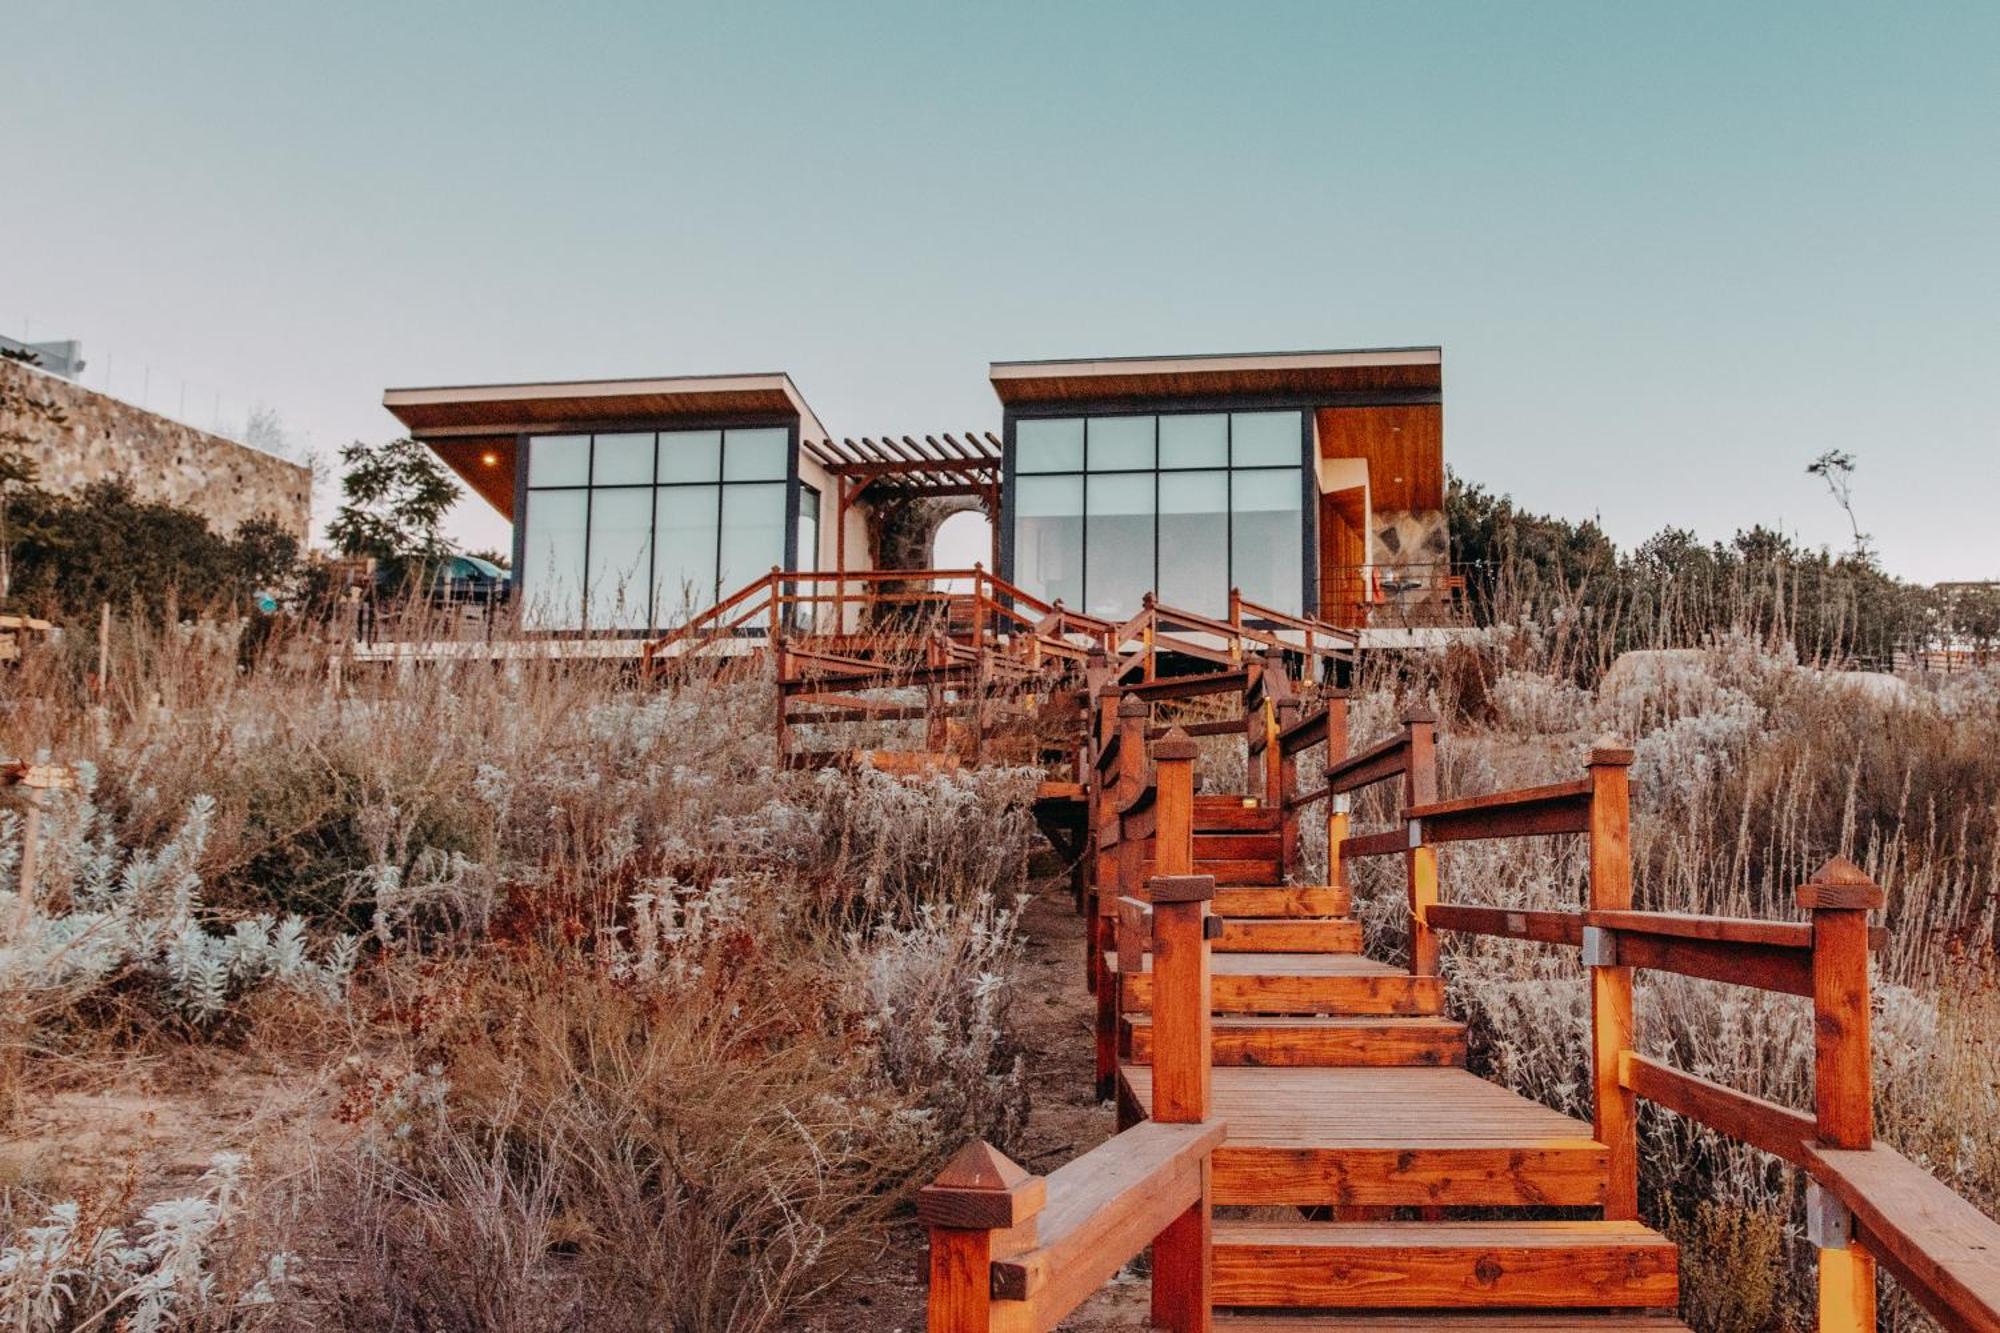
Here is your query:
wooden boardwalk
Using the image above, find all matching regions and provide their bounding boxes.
[627,571,2000,1331]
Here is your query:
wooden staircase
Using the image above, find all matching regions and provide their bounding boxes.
[1116,792,1689,1328]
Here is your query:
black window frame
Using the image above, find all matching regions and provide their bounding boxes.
[514,415,800,636]
[1002,407,1311,617]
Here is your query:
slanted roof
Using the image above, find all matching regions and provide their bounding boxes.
[382,372,828,519]
[802,432,1002,499]
[989,346,1441,407]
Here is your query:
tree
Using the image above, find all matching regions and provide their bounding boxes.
[1807,449,1870,558]
[3,477,299,619]
[326,437,458,589]
[0,451,39,605]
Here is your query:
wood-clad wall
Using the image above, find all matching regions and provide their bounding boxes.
[1314,405,1443,512]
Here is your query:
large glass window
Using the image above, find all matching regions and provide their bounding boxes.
[520,489,588,630]
[1230,466,1303,609]
[1014,474,1083,610]
[1008,410,1304,615]
[653,485,719,623]
[520,427,794,631]
[1084,472,1153,618]
[796,484,820,573]
[718,483,788,591]
[585,487,654,630]
[1158,470,1229,609]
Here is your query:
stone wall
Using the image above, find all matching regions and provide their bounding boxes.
[1370,507,1453,611]
[0,358,311,539]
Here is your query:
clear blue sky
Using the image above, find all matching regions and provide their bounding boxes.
[5,2,1995,579]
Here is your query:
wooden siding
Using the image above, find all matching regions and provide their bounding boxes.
[1315,404,1444,512]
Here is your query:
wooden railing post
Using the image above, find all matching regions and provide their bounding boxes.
[1227,586,1243,666]
[1142,593,1159,682]
[1324,692,1350,891]
[1401,708,1440,977]
[1147,726,1213,1333]
[1084,683,1117,994]
[920,1140,1046,1333]
[1094,694,1151,1101]
[1585,738,1639,1221]
[1801,856,1886,1333]
[766,565,784,647]
[1260,647,1288,808]
[1275,696,1302,879]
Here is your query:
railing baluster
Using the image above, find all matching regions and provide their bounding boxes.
[1402,708,1440,977]
[1147,727,1213,1333]
[1802,856,1886,1333]
[1324,692,1350,895]
[1586,739,1638,1220]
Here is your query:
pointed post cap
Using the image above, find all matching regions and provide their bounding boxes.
[1401,704,1437,726]
[1118,696,1150,719]
[1797,856,1886,911]
[1589,736,1635,767]
[917,1140,1046,1230]
[1153,726,1199,762]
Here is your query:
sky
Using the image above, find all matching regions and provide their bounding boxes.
[4,2,1996,581]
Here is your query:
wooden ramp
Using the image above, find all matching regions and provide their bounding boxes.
[1114,794,1689,1328]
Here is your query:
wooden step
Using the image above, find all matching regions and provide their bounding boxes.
[1144,857,1282,886]
[1124,1014,1466,1068]
[1214,918,1363,954]
[1215,884,1351,918]
[1211,1219,1679,1309]
[1217,1314,1691,1330]
[1123,1066,1610,1208]
[1193,798,1280,830]
[1195,832,1283,858]
[1119,955,1443,1016]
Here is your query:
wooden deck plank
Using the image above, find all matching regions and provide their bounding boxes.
[1214,884,1352,917]
[1216,1314,1691,1329]
[1124,1066,1600,1144]
[1124,1014,1466,1070]
[1212,1219,1679,1309]
[1214,918,1364,954]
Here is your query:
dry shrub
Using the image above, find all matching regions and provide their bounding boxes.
[1327,638,2000,1331]
[306,949,927,1333]
[1670,1200,1792,1333]
[3,613,1046,1331]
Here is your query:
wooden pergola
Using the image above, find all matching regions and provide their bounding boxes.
[800,431,1005,582]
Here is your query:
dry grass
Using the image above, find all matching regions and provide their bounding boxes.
[1305,631,2000,1331]
[7,604,1995,1331]
[0,613,1043,1332]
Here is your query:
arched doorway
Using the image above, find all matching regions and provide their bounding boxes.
[931,508,994,593]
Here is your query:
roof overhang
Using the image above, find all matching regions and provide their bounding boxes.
[382,372,828,520]
[989,346,1441,408]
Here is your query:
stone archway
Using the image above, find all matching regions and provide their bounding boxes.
[868,494,990,574]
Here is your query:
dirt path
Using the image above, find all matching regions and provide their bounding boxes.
[806,868,1148,1331]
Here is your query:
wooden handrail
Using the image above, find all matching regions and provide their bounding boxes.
[1405,778,1594,842]
[1325,728,1413,794]
[1802,1142,2000,1332]
[985,1119,1228,1320]
[1426,903,1584,946]
[1276,702,1331,756]
[1618,1052,1816,1166]
[1121,668,1252,703]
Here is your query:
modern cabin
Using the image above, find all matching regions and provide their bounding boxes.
[381,347,1450,638]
